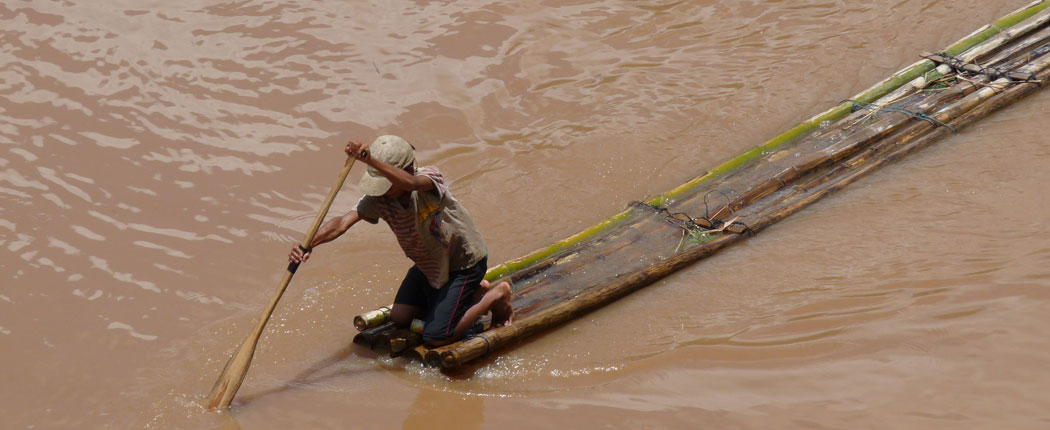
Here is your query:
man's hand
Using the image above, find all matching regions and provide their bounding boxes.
[345,139,370,160]
[288,243,311,264]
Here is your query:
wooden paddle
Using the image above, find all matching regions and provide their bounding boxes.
[206,154,361,410]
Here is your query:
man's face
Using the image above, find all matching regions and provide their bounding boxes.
[383,185,407,199]
[381,165,416,199]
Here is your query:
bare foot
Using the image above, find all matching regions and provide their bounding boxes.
[489,281,514,327]
[452,280,514,340]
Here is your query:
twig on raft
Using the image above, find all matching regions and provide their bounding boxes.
[673,230,687,255]
[955,74,1012,91]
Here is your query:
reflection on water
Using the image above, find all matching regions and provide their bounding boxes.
[2,0,1049,428]
[403,388,483,430]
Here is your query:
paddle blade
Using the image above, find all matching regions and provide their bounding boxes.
[205,335,259,410]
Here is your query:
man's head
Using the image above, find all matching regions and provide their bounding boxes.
[359,135,416,197]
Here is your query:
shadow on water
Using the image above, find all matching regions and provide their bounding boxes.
[234,342,381,407]
[215,339,485,429]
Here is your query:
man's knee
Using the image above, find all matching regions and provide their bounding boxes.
[390,304,419,327]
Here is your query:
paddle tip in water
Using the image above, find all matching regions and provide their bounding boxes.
[205,384,231,410]
[205,364,237,410]
[205,338,256,411]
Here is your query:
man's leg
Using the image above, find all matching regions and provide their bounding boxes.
[454,280,513,336]
[421,258,488,347]
[392,265,428,327]
[391,304,422,327]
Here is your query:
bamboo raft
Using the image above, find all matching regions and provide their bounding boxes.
[352,1,1050,369]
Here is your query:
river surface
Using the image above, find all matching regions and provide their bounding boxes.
[2,0,1049,428]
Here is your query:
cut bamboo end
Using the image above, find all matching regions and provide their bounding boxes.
[352,321,396,348]
[388,330,424,357]
[352,305,392,331]
[405,345,429,363]
[441,350,460,368]
[424,349,444,368]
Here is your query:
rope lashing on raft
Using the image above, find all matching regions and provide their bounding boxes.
[703,190,732,221]
[465,332,493,356]
[844,99,957,133]
[923,51,1040,83]
[630,201,753,237]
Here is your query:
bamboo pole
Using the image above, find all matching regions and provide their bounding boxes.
[649,0,1047,206]
[823,11,1050,138]
[431,41,1050,370]
[436,233,742,368]
[965,5,1050,60]
[663,12,1050,229]
[352,321,396,348]
[706,83,973,220]
[743,49,1050,226]
[745,47,1050,223]
[746,66,1050,234]
[873,6,1050,108]
[481,0,1049,283]
[511,224,651,297]
[923,52,1043,80]
[503,218,642,287]
[980,25,1050,66]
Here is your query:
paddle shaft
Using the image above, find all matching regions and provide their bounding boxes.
[206,155,359,410]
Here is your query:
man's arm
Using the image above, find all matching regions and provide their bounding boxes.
[368,156,434,192]
[346,139,434,192]
[288,210,363,263]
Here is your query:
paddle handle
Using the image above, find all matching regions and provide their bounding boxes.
[207,155,359,410]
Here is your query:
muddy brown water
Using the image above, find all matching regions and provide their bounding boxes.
[2,1,1049,428]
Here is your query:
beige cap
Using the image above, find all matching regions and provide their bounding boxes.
[359,135,416,196]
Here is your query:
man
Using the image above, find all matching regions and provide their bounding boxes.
[289,135,513,347]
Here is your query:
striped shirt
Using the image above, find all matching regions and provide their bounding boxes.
[355,166,486,288]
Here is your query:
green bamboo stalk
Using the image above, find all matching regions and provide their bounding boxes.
[483,0,1048,282]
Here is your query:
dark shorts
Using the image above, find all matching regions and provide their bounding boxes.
[393,257,487,342]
